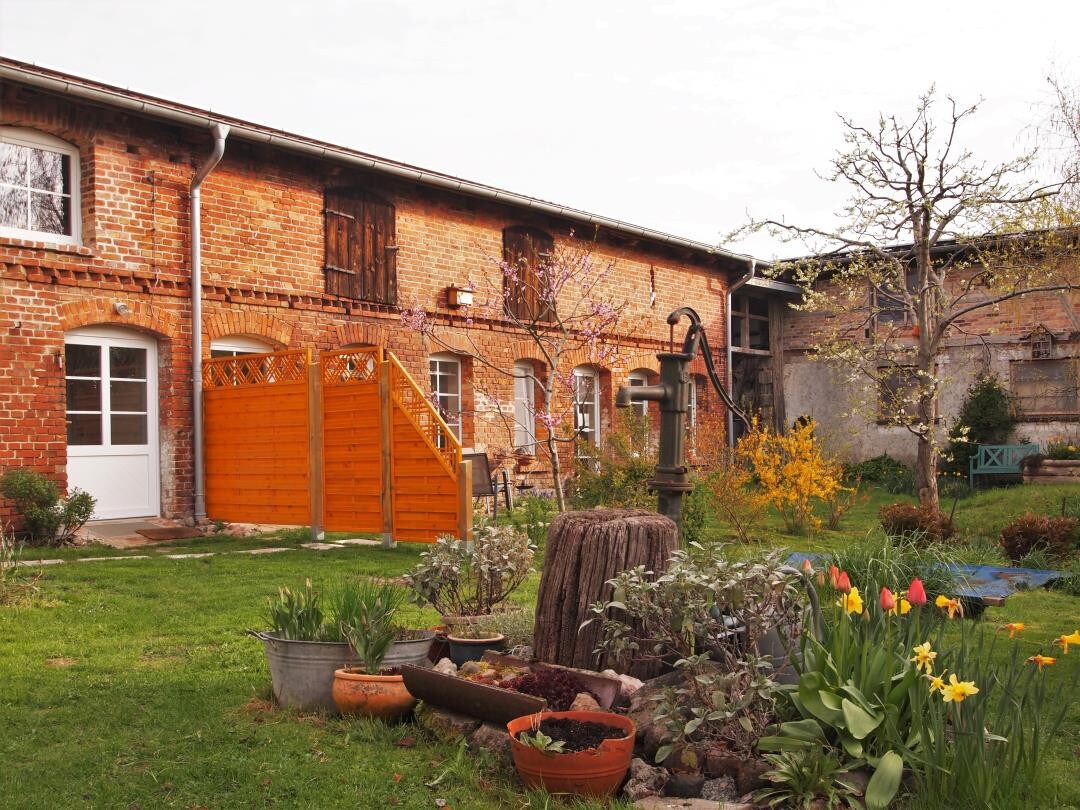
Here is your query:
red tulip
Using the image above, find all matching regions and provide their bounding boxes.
[907,577,927,606]
[816,570,826,587]
[880,587,897,612]
[829,565,840,589]
[836,571,852,594]
[801,558,814,574]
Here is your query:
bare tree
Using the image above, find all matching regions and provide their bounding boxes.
[402,235,630,511]
[740,88,1077,508]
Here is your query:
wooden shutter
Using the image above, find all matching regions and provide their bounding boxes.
[324,190,397,305]
[503,226,554,322]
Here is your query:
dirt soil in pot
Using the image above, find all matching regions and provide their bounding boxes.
[523,718,627,752]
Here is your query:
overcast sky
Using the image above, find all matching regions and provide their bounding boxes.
[3,1,1078,258]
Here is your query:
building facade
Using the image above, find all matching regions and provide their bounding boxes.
[0,58,751,525]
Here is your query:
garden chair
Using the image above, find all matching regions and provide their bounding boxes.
[462,451,513,518]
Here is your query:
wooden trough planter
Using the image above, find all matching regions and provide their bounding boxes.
[1023,458,1080,484]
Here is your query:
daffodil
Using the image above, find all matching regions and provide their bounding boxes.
[836,586,863,615]
[889,598,912,617]
[1027,654,1056,671]
[941,674,979,704]
[1054,630,1080,655]
[927,671,947,694]
[997,622,1025,639]
[935,594,963,619]
[911,641,937,674]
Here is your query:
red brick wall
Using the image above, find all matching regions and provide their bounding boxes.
[0,84,731,523]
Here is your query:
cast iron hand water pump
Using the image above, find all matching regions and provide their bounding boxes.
[615,307,748,531]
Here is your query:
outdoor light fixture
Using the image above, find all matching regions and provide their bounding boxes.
[114,301,132,316]
[447,285,474,308]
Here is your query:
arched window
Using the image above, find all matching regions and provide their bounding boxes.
[573,365,601,458]
[0,127,80,244]
[210,336,275,358]
[513,360,540,452]
[627,369,653,419]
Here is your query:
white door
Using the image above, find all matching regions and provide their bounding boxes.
[65,327,160,519]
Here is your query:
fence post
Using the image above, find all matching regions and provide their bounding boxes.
[458,458,473,544]
[378,358,396,548]
[307,351,325,543]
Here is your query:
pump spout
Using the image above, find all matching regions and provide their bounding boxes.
[616,383,668,408]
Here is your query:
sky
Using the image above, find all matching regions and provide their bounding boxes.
[2,0,1079,259]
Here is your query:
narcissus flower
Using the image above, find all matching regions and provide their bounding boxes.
[889,598,912,616]
[906,577,927,606]
[911,641,937,674]
[935,594,963,619]
[997,622,1025,639]
[836,571,852,594]
[1054,630,1080,655]
[941,674,979,704]
[879,587,897,612]
[1027,654,1056,671]
[836,586,863,615]
[927,672,947,694]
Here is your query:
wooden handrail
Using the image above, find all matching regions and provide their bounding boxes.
[386,351,462,478]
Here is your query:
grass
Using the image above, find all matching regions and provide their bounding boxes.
[1,482,1077,808]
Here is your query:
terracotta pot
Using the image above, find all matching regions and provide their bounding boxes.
[446,633,506,666]
[331,668,415,719]
[507,710,636,797]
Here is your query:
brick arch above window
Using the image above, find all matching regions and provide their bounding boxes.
[203,311,293,349]
[331,320,393,349]
[621,350,661,375]
[58,298,179,339]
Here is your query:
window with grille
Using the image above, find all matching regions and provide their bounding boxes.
[513,360,538,452]
[730,294,770,350]
[0,127,79,244]
[429,354,462,447]
[1010,359,1079,418]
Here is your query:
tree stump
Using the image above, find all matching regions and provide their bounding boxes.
[533,508,678,677]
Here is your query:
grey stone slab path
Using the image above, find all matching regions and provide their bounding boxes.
[333,538,382,546]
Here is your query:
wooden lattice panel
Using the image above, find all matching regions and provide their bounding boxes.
[321,347,381,386]
[389,356,460,476]
[203,349,309,389]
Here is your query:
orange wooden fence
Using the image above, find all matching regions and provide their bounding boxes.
[203,347,468,543]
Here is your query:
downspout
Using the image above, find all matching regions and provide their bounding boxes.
[726,259,756,446]
[191,123,229,521]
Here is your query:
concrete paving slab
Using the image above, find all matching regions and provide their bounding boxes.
[300,542,343,551]
[233,547,292,555]
[16,558,65,567]
[165,553,215,560]
[333,538,382,546]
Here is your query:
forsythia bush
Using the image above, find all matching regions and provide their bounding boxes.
[737,418,846,533]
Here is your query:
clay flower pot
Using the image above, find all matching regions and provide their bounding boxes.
[331,667,415,720]
[507,710,636,798]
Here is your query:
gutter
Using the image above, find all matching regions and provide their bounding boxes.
[726,259,756,446]
[191,123,229,521]
[0,57,763,270]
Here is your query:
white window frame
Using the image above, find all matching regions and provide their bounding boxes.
[573,366,601,457]
[429,353,462,444]
[628,371,650,419]
[0,127,81,245]
[210,336,275,358]
[513,360,537,452]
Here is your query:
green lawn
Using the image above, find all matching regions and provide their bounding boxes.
[1,484,1078,808]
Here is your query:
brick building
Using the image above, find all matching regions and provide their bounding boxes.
[0,57,756,524]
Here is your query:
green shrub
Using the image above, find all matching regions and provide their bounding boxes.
[998,512,1078,563]
[845,454,914,494]
[1045,435,1080,460]
[824,531,957,600]
[503,494,557,548]
[0,468,96,547]
[941,374,1016,476]
[879,502,955,544]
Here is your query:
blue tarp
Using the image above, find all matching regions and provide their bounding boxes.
[783,552,1064,605]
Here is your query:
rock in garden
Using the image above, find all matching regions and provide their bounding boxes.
[665,772,705,798]
[701,775,737,802]
[703,747,741,778]
[467,722,512,767]
[634,798,751,809]
[602,669,645,699]
[432,657,457,676]
[568,691,601,712]
[735,757,771,795]
[414,703,481,743]
[622,757,669,801]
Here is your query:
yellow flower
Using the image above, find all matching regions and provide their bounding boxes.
[911,641,937,674]
[935,594,963,619]
[997,622,1025,639]
[941,674,979,704]
[1027,654,1057,671]
[836,586,864,615]
[1054,630,1080,655]
[1068,445,1077,453]
[927,672,947,694]
[891,598,912,616]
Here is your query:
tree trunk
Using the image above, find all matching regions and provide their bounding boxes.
[533,508,678,678]
[548,433,566,512]
[915,435,939,509]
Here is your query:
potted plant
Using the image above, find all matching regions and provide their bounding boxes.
[507,710,636,798]
[384,626,437,669]
[445,623,507,666]
[405,525,535,634]
[248,579,359,713]
[332,581,416,719]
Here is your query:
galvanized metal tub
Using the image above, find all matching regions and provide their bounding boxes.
[250,631,358,713]
[384,632,437,670]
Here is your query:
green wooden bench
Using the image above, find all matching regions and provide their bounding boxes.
[969,443,1040,487]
